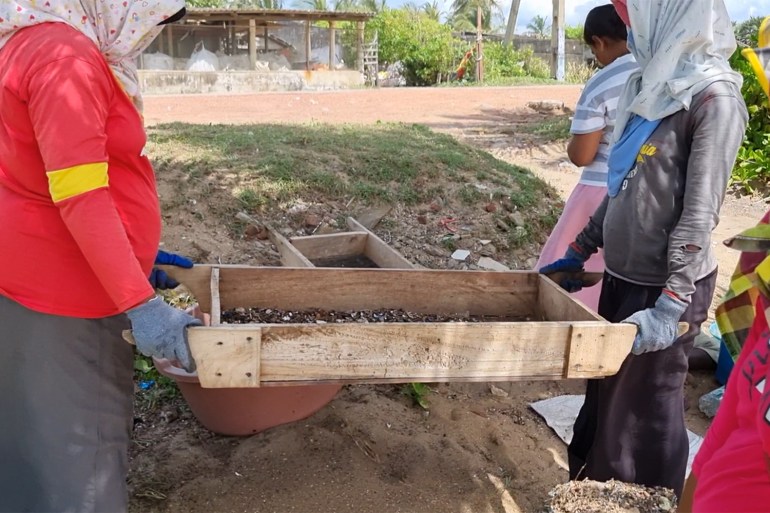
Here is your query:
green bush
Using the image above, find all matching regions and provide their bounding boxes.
[368,9,456,86]
[730,17,770,194]
[463,43,551,81]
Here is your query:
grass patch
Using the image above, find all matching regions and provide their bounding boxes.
[521,115,572,142]
[147,123,556,216]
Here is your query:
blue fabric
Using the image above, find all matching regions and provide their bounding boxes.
[606,115,662,197]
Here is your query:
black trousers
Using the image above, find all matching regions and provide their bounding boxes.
[0,296,134,513]
[567,271,717,497]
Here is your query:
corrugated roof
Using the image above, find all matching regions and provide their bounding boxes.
[186,7,374,21]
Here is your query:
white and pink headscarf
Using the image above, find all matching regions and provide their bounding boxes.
[0,1,185,110]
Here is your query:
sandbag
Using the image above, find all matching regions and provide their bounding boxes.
[142,52,174,70]
[186,42,220,72]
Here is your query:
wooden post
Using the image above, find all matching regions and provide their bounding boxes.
[475,5,483,83]
[166,25,174,58]
[356,21,365,73]
[503,0,521,46]
[305,21,312,71]
[229,23,235,54]
[249,18,257,70]
[264,26,269,51]
[328,21,336,70]
[551,0,565,80]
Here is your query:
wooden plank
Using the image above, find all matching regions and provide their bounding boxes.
[537,274,604,322]
[289,232,368,261]
[266,226,314,268]
[564,323,635,379]
[210,267,221,326]
[184,320,632,388]
[347,217,414,269]
[188,328,261,388]
[249,19,257,70]
[216,266,540,317]
[157,265,212,313]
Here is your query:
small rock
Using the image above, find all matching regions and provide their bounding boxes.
[304,214,322,228]
[508,212,525,227]
[479,239,492,245]
[478,257,510,272]
[525,257,539,269]
[417,214,428,225]
[479,245,497,257]
[423,245,448,258]
[356,205,392,229]
[484,202,498,213]
[244,224,260,239]
[501,198,515,212]
[429,202,442,213]
[451,249,471,261]
[489,384,509,398]
[496,219,509,232]
[316,224,336,235]
[256,228,270,240]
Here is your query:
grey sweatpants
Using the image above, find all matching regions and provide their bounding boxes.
[0,295,134,513]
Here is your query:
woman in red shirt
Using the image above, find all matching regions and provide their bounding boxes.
[0,2,199,512]
[679,19,770,512]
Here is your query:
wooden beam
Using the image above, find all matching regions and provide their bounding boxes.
[328,21,336,70]
[187,319,633,388]
[189,327,262,388]
[166,25,174,58]
[537,275,603,322]
[210,267,221,326]
[289,232,368,261]
[356,21,365,73]
[264,26,269,51]
[347,217,414,269]
[215,266,539,316]
[266,226,314,268]
[305,20,312,71]
[249,18,257,70]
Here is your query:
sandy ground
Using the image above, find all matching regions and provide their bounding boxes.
[132,86,769,513]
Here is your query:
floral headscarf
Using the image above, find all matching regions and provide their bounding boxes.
[0,1,185,110]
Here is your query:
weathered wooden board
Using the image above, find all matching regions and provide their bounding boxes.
[266,225,313,268]
[290,232,368,261]
[215,266,539,317]
[347,217,415,269]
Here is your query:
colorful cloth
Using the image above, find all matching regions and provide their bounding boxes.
[0,22,160,317]
[0,0,184,110]
[716,213,770,358]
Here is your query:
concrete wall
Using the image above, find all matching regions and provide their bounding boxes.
[138,70,364,95]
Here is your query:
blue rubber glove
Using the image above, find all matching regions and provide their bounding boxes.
[127,296,202,372]
[149,250,194,289]
[623,292,689,355]
[538,245,588,292]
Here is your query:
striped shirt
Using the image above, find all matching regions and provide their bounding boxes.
[571,53,639,187]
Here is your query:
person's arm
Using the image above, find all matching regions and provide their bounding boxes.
[26,56,155,312]
[573,195,608,256]
[567,131,604,167]
[665,92,748,300]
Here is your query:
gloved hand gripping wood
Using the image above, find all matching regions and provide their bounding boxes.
[127,296,202,372]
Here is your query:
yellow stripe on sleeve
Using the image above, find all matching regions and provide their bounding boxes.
[46,163,109,203]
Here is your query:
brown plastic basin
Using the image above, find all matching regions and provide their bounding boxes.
[154,358,341,436]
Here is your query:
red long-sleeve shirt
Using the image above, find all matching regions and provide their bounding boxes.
[0,23,158,318]
[692,297,770,511]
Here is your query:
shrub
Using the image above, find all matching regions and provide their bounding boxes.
[368,9,456,86]
[730,17,770,194]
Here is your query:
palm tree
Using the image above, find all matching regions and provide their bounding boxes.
[450,0,499,33]
[421,0,443,22]
[527,15,550,38]
[359,0,387,13]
